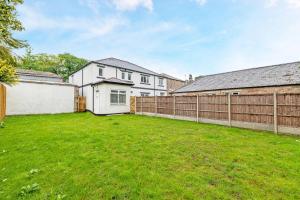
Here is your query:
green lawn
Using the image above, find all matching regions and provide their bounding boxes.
[1,113,300,199]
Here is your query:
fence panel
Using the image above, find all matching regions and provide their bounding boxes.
[135,93,300,134]
[277,94,300,127]
[157,96,174,115]
[175,96,197,118]
[231,94,274,124]
[198,95,228,121]
[142,97,156,113]
[0,84,6,121]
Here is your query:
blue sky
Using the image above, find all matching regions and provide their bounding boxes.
[16,0,300,79]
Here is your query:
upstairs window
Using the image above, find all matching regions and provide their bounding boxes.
[128,73,132,81]
[110,90,126,105]
[141,75,149,84]
[122,72,125,79]
[99,68,103,77]
[158,78,164,86]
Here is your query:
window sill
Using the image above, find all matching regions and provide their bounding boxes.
[110,103,127,106]
[97,76,105,79]
[157,85,165,87]
[140,82,151,85]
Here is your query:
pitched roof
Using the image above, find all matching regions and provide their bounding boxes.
[16,69,61,78]
[95,57,159,75]
[91,77,134,86]
[160,73,184,82]
[174,61,300,93]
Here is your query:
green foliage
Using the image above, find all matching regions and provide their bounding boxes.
[1,113,300,199]
[18,183,40,197]
[0,59,18,84]
[18,48,88,80]
[0,0,27,84]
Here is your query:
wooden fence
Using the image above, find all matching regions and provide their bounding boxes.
[0,84,6,121]
[134,93,300,135]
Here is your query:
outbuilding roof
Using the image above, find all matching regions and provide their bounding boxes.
[174,61,300,93]
[16,69,61,78]
[91,77,134,86]
[95,57,159,75]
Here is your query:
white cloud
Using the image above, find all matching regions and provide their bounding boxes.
[265,0,300,8]
[265,0,278,7]
[286,0,300,7]
[111,0,153,11]
[18,5,127,38]
[193,0,207,6]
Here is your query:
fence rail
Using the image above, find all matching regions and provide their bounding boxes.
[134,93,300,135]
[0,84,6,121]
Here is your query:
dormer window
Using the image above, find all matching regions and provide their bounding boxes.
[128,73,132,81]
[122,72,125,79]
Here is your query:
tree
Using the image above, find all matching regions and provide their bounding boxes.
[0,0,27,84]
[18,49,88,80]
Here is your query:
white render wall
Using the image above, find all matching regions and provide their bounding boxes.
[69,63,167,96]
[93,83,131,115]
[6,81,76,115]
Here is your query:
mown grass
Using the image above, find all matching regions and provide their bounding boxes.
[0,113,300,199]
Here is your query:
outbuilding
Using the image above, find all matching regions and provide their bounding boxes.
[173,61,300,95]
[85,78,134,115]
[6,69,77,115]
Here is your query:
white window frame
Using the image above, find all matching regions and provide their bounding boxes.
[141,92,150,97]
[141,75,149,84]
[128,73,132,81]
[158,78,164,86]
[110,90,126,105]
[121,72,126,80]
[98,68,103,77]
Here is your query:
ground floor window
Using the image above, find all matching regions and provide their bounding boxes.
[141,92,150,97]
[160,92,165,96]
[110,90,126,104]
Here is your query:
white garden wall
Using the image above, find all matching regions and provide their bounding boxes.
[6,81,76,115]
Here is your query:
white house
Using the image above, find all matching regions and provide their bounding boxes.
[68,57,169,115]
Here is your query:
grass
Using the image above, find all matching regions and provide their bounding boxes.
[1,113,300,199]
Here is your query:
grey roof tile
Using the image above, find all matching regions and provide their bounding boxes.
[174,61,300,93]
[95,57,159,75]
[16,68,62,78]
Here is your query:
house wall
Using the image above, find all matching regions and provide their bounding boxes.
[6,81,76,115]
[69,62,167,97]
[174,85,300,96]
[166,79,185,95]
[93,83,131,115]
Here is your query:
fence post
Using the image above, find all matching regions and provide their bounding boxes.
[273,93,278,134]
[135,96,137,114]
[141,96,143,114]
[155,95,157,115]
[228,94,231,126]
[173,96,176,118]
[196,95,199,123]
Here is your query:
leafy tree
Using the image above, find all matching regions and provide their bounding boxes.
[0,0,27,84]
[18,49,88,80]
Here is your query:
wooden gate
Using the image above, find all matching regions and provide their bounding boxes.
[75,96,86,112]
[0,84,6,121]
